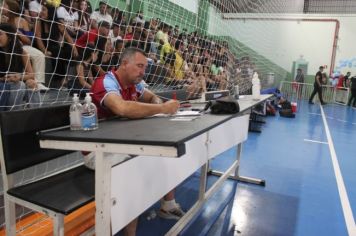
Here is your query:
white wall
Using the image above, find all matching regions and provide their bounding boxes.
[208,7,356,76]
[168,0,198,14]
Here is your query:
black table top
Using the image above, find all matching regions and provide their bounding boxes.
[39,95,272,157]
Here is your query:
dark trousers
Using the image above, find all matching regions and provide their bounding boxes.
[348,89,356,107]
[309,83,324,103]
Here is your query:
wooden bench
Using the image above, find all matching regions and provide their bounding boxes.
[0,105,95,236]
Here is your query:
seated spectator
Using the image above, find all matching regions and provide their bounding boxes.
[90,0,112,29]
[75,20,110,56]
[110,38,124,68]
[133,10,145,24]
[159,36,175,64]
[77,0,91,36]
[112,9,126,26]
[67,43,97,97]
[34,5,77,88]
[124,26,145,51]
[94,36,114,75]
[28,0,42,19]
[123,24,134,41]
[164,40,206,99]
[3,0,47,88]
[0,23,40,109]
[56,0,79,39]
[109,21,123,47]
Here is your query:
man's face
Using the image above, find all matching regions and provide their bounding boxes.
[99,26,109,36]
[123,53,148,85]
[99,3,107,14]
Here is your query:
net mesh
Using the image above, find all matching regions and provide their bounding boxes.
[0,0,354,233]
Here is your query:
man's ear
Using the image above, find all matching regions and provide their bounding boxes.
[121,59,128,67]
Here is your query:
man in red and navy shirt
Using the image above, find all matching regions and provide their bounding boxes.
[91,47,178,119]
[90,47,184,235]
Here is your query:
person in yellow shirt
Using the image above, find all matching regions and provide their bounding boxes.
[163,40,206,99]
[160,36,175,63]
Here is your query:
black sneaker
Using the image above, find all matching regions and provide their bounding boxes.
[309,101,314,104]
[321,102,327,105]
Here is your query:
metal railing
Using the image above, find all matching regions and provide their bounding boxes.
[279,81,350,105]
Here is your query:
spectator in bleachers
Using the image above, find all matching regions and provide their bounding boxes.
[95,36,114,75]
[159,35,174,63]
[155,22,169,46]
[109,21,122,47]
[34,5,77,88]
[90,0,112,29]
[112,9,126,26]
[77,0,91,36]
[28,0,42,19]
[67,43,97,97]
[56,0,79,39]
[0,23,41,109]
[125,26,146,51]
[164,40,205,98]
[173,24,179,37]
[133,10,145,25]
[123,23,134,41]
[75,20,110,56]
[110,38,124,68]
[3,0,47,88]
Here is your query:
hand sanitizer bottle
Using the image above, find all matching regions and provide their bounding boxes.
[252,72,261,100]
[81,93,98,131]
[70,93,82,130]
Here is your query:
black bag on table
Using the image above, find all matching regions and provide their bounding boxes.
[204,96,240,114]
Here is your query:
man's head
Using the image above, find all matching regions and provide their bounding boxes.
[297,68,302,73]
[346,72,351,76]
[118,47,147,85]
[319,66,324,72]
[98,21,110,36]
[99,1,109,14]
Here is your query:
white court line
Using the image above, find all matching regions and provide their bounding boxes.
[303,139,328,145]
[337,119,347,123]
[320,105,356,236]
[309,112,321,116]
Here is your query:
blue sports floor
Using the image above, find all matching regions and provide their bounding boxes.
[120,101,356,236]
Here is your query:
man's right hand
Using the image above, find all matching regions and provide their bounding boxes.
[161,100,180,115]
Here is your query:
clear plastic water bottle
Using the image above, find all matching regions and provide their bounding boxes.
[234,85,239,99]
[81,93,98,131]
[69,93,82,130]
[252,72,261,100]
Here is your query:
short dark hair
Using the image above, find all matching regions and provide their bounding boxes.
[113,39,123,50]
[120,47,147,64]
[98,21,110,29]
[319,66,324,70]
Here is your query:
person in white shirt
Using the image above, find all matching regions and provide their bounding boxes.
[28,0,42,18]
[109,21,123,48]
[134,10,145,24]
[56,0,79,39]
[90,0,112,29]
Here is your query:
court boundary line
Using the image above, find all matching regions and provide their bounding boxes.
[320,105,356,236]
[303,139,328,144]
